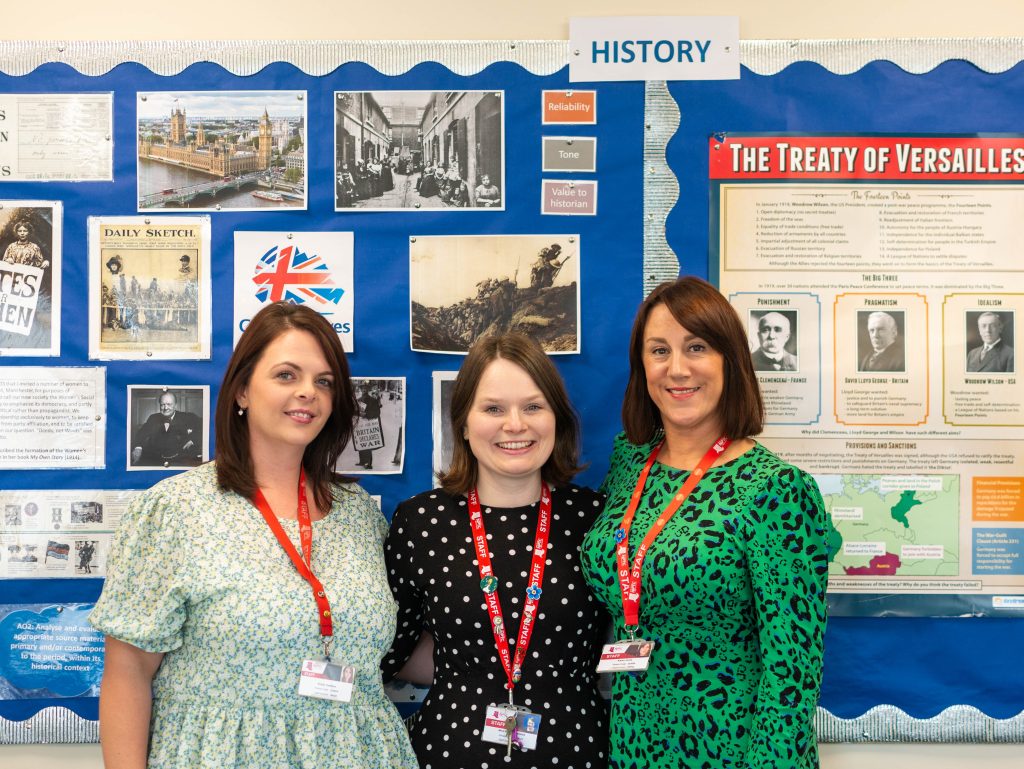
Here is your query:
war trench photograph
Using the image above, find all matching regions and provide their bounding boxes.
[409,234,580,354]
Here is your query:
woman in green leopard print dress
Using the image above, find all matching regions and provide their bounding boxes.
[581,277,830,769]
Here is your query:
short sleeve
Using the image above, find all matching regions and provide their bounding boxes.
[742,467,829,768]
[89,487,189,653]
[380,499,427,681]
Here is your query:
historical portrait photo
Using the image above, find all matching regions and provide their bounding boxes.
[74,539,99,575]
[966,310,1015,373]
[748,309,799,372]
[410,235,580,354]
[89,215,211,360]
[335,91,504,211]
[127,386,209,471]
[0,202,62,356]
[432,371,458,486]
[857,310,906,373]
[137,90,307,212]
[336,378,406,475]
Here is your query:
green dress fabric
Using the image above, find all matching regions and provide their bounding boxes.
[581,435,829,769]
[90,462,416,769]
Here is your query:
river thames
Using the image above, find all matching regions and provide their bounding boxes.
[138,158,304,210]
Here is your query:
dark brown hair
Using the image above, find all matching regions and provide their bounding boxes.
[439,333,582,495]
[215,302,357,511]
[622,276,764,444]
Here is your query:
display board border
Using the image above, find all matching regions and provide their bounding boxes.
[2,36,1023,745]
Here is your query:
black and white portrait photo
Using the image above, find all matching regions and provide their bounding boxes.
[857,309,906,373]
[966,310,1015,373]
[410,235,580,354]
[127,386,209,471]
[335,91,504,211]
[748,309,799,372]
[432,371,458,486]
[0,202,62,356]
[337,378,406,475]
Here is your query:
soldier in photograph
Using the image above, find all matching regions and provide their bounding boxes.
[530,244,569,290]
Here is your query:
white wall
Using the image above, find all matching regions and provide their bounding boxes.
[4,2,1023,767]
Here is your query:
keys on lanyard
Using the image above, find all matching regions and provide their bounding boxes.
[469,484,551,754]
[504,713,518,757]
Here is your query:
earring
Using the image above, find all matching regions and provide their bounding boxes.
[237,407,245,416]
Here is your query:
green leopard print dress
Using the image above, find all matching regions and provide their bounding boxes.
[581,435,829,769]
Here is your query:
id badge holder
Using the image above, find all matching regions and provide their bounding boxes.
[514,710,542,751]
[596,638,656,673]
[481,703,518,746]
[297,659,356,702]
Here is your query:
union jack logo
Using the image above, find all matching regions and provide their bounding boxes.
[253,245,344,306]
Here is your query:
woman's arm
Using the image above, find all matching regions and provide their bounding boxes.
[395,630,434,686]
[99,636,164,769]
[745,468,830,768]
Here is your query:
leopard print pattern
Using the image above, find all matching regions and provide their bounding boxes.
[581,435,830,769]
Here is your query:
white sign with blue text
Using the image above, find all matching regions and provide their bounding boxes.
[569,16,740,83]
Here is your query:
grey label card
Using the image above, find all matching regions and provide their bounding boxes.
[542,137,597,172]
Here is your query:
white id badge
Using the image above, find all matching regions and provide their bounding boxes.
[596,640,655,672]
[481,704,517,746]
[297,659,355,702]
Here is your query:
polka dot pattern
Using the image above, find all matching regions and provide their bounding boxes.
[383,485,609,768]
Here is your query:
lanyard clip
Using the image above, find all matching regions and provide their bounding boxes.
[625,624,638,642]
[507,685,515,707]
[322,636,333,661]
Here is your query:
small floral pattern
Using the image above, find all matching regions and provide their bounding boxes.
[90,462,416,769]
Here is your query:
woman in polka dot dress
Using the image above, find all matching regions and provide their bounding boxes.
[383,333,609,769]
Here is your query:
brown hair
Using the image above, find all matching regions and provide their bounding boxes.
[621,276,764,444]
[215,302,357,511]
[439,333,583,495]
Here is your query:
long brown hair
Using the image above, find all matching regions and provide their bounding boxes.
[439,333,582,495]
[215,302,357,511]
[621,277,764,444]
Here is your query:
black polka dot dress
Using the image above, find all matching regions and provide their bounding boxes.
[383,485,609,769]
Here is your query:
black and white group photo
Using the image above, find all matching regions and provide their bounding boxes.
[335,91,504,210]
[410,234,580,353]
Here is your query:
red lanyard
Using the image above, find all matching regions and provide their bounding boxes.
[252,469,333,640]
[468,483,552,693]
[615,437,731,630]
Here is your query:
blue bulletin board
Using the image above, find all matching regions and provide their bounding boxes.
[0,39,1022,744]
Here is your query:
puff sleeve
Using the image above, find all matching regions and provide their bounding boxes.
[89,487,189,653]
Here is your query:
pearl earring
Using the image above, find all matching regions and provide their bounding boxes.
[237,407,245,416]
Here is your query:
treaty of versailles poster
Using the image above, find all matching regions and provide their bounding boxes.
[713,134,1024,616]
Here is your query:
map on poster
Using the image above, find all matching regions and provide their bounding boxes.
[821,474,960,578]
